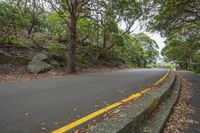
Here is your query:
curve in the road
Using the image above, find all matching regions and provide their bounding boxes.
[0,69,169,133]
[52,69,170,133]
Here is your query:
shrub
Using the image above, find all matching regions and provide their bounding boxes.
[0,36,29,48]
[47,41,66,58]
[33,34,45,45]
[192,66,200,73]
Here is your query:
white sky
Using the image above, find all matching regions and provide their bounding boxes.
[144,32,166,53]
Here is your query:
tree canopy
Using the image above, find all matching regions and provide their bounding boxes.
[0,0,168,73]
[149,0,200,71]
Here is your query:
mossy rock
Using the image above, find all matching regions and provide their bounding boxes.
[28,53,52,74]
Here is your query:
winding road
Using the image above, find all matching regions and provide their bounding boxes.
[0,69,167,133]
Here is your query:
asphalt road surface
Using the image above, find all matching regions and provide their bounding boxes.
[0,69,167,133]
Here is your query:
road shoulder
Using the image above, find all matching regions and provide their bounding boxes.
[164,71,200,133]
[180,72,200,133]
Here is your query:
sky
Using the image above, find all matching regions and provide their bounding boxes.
[145,32,166,53]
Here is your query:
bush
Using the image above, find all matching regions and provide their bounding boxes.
[0,36,29,48]
[33,34,45,45]
[192,66,200,73]
[47,41,66,58]
[76,45,99,67]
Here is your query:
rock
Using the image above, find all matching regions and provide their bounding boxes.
[28,61,52,74]
[28,53,52,74]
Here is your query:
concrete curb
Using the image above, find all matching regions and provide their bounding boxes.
[88,72,176,133]
[140,75,181,133]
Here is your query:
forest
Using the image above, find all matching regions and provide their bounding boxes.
[0,0,199,74]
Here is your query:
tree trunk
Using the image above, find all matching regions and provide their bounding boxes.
[103,28,108,49]
[28,0,36,36]
[67,9,77,73]
[187,57,192,70]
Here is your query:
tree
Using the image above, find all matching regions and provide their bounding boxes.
[149,0,200,70]
[133,33,159,67]
[46,0,90,73]
[12,0,45,35]
[45,0,150,72]
[150,0,200,36]
[117,33,159,67]
[0,0,161,72]
[161,25,200,70]
[0,1,29,45]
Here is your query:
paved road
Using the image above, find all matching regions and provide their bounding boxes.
[178,72,200,133]
[0,69,167,133]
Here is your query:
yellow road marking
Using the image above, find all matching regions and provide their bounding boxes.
[52,69,170,133]
[154,70,170,86]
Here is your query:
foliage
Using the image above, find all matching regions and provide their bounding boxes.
[0,0,160,72]
[113,33,159,67]
[149,0,200,71]
[47,41,66,59]
[0,35,28,48]
[47,12,69,42]
[133,33,159,64]
[33,35,45,45]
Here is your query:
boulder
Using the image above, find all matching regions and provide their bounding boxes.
[28,53,52,74]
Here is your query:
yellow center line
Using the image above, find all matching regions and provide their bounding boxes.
[52,69,170,133]
[154,70,170,86]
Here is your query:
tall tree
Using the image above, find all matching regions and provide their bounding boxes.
[46,0,90,73]
[133,33,159,67]
[13,0,45,35]
[45,0,148,72]
[150,0,200,70]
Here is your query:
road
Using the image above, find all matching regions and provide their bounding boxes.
[0,69,167,133]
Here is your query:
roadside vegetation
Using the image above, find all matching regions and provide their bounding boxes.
[0,0,159,74]
[149,0,200,73]
[0,0,199,75]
